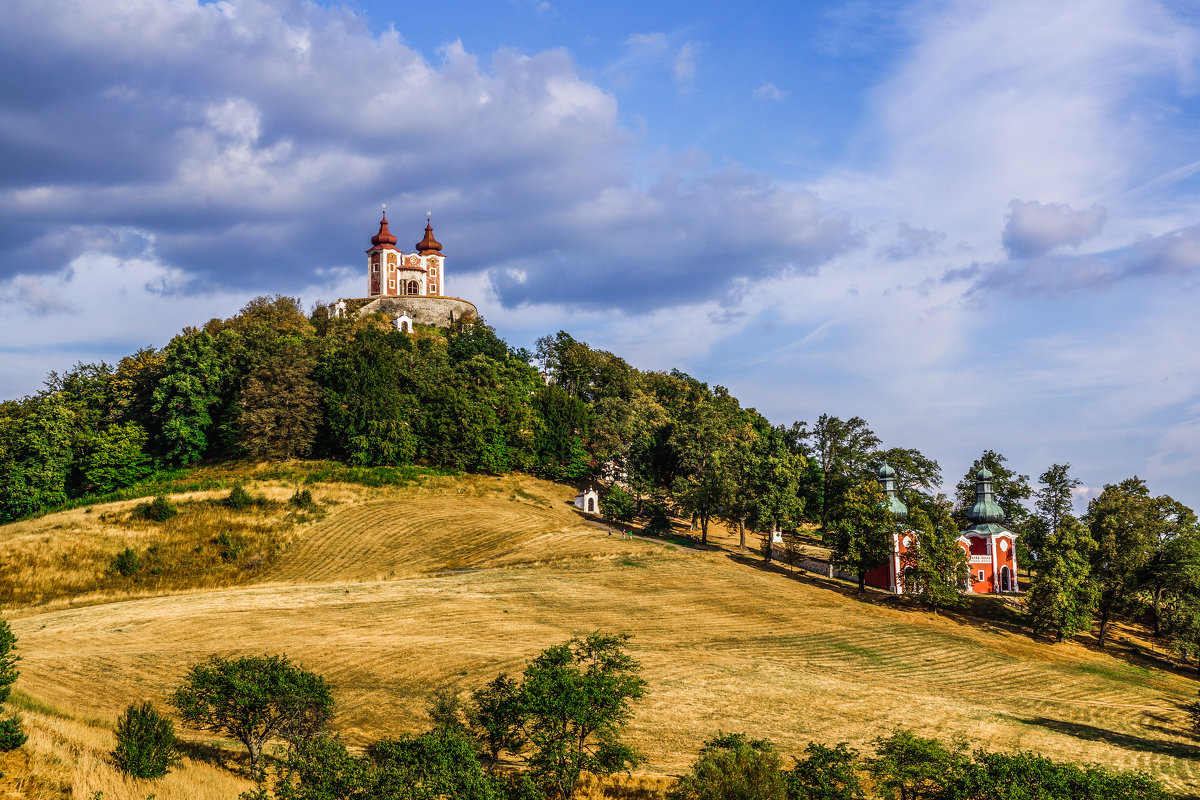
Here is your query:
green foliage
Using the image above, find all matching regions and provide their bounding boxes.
[468,673,526,773]
[169,654,334,780]
[824,481,900,591]
[954,451,1032,542]
[787,742,864,800]
[238,340,322,460]
[112,701,180,779]
[368,726,498,800]
[0,395,77,522]
[868,729,969,800]
[290,489,317,510]
[82,422,151,495]
[1027,465,1097,642]
[668,733,787,800]
[225,486,254,510]
[0,714,25,752]
[113,546,140,576]
[901,496,968,612]
[0,604,20,706]
[600,484,635,522]
[151,329,232,466]
[519,633,647,799]
[133,495,178,522]
[0,606,22,752]
[215,531,248,561]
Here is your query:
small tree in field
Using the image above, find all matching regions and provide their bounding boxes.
[112,701,180,779]
[521,633,647,799]
[0,604,24,751]
[169,654,333,780]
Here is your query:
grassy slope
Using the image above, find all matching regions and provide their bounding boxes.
[2,469,1199,798]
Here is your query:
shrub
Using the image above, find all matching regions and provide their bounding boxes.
[0,714,25,751]
[290,489,317,510]
[669,733,787,800]
[113,547,140,576]
[224,486,254,510]
[112,701,180,779]
[215,531,247,561]
[133,495,177,522]
[601,485,635,522]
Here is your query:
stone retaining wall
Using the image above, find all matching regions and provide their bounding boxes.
[355,295,479,328]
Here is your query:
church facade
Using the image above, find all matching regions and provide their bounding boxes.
[863,465,1019,595]
[346,211,478,329]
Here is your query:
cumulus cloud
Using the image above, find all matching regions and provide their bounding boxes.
[0,1,843,312]
[1002,199,1107,258]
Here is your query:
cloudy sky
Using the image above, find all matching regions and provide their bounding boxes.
[3,0,1200,509]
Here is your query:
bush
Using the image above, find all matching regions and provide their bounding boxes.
[0,714,25,751]
[669,733,787,800]
[224,486,254,510]
[600,485,635,522]
[113,547,139,576]
[215,531,247,561]
[133,495,177,522]
[290,489,317,510]
[112,701,180,779]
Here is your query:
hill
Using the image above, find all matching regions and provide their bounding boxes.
[1,470,1199,798]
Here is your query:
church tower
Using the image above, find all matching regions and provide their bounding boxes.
[365,210,446,299]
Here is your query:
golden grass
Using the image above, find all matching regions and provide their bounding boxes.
[3,471,1200,797]
[0,707,255,800]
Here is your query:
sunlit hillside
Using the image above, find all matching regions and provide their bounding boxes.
[2,468,1199,798]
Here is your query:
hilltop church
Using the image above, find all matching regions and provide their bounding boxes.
[335,210,478,330]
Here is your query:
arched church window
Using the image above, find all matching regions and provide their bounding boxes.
[408,280,419,295]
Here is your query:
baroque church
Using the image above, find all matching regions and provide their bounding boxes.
[334,210,478,330]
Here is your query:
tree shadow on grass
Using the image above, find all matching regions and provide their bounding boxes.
[1016,716,1200,760]
[176,737,242,771]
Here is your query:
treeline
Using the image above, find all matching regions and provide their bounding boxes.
[5,297,1200,656]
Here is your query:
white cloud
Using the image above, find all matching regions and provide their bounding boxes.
[673,40,700,84]
[753,82,786,101]
[1002,200,1107,258]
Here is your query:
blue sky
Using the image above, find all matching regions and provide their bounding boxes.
[2,0,1200,510]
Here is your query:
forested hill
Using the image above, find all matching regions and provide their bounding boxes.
[0,294,933,536]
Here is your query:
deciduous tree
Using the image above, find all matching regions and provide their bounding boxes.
[169,654,333,780]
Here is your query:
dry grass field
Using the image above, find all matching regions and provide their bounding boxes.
[2,468,1200,798]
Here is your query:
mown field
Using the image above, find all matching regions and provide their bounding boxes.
[1,468,1199,798]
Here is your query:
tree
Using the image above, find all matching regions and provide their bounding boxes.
[600,485,636,523]
[467,672,527,774]
[788,742,864,800]
[824,481,900,591]
[1085,478,1166,648]
[368,726,498,800]
[868,729,968,800]
[668,733,787,800]
[901,496,969,613]
[238,340,322,459]
[112,701,180,779]
[169,654,334,780]
[151,328,234,466]
[81,421,151,494]
[1026,465,1096,642]
[0,604,24,751]
[669,387,746,545]
[520,633,647,799]
[801,415,881,525]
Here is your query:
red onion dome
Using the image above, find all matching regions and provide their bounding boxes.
[371,212,398,248]
[416,220,442,255]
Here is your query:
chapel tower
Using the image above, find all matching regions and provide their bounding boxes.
[366,210,446,299]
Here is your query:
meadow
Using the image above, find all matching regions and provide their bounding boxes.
[1,468,1198,798]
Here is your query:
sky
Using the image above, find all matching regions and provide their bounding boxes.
[2,0,1200,510]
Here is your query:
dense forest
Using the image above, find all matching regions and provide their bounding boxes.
[3,296,1200,659]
